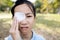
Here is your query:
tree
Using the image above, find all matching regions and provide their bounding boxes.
[0,0,13,12]
[35,0,42,13]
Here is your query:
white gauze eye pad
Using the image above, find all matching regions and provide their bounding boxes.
[14,12,26,22]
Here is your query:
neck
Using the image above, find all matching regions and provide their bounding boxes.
[20,31,32,40]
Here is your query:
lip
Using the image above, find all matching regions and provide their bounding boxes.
[21,27,28,28]
[20,25,29,28]
[20,27,28,30]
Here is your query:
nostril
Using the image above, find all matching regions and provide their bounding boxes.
[21,23,27,25]
[20,19,28,25]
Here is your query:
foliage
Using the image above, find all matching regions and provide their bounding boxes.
[35,0,42,13]
[35,0,60,14]
[0,0,13,12]
[0,0,60,14]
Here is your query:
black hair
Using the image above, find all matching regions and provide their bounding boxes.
[11,0,36,18]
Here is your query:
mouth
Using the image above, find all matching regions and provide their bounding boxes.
[19,26,29,30]
[21,27,28,28]
[20,27,28,30]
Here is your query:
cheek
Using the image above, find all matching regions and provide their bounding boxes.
[27,17,34,27]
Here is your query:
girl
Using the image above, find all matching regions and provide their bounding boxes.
[5,0,45,40]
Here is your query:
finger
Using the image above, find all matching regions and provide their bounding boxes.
[10,17,16,31]
[12,17,16,29]
[15,19,19,31]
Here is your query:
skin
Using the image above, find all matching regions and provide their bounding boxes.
[9,4,35,40]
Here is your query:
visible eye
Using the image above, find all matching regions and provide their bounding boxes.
[27,16,32,17]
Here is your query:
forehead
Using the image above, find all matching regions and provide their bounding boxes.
[14,4,32,14]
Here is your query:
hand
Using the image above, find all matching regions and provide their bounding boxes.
[9,17,22,40]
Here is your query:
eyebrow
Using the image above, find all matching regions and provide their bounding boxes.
[26,13,32,15]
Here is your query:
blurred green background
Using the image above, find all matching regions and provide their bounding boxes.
[0,0,60,40]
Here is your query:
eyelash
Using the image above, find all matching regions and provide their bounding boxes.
[27,16,32,17]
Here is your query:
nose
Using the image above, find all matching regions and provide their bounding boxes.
[20,19,28,25]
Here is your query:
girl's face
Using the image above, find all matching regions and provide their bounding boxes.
[14,4,35,34]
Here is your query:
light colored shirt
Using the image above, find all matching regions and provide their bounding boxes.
[4,31,45,40]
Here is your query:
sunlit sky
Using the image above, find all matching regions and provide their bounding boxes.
[11,0,36,3]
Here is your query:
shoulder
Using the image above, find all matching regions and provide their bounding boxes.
[35,34,45,40]
[4,35,13,40]
[31,31,45,40]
